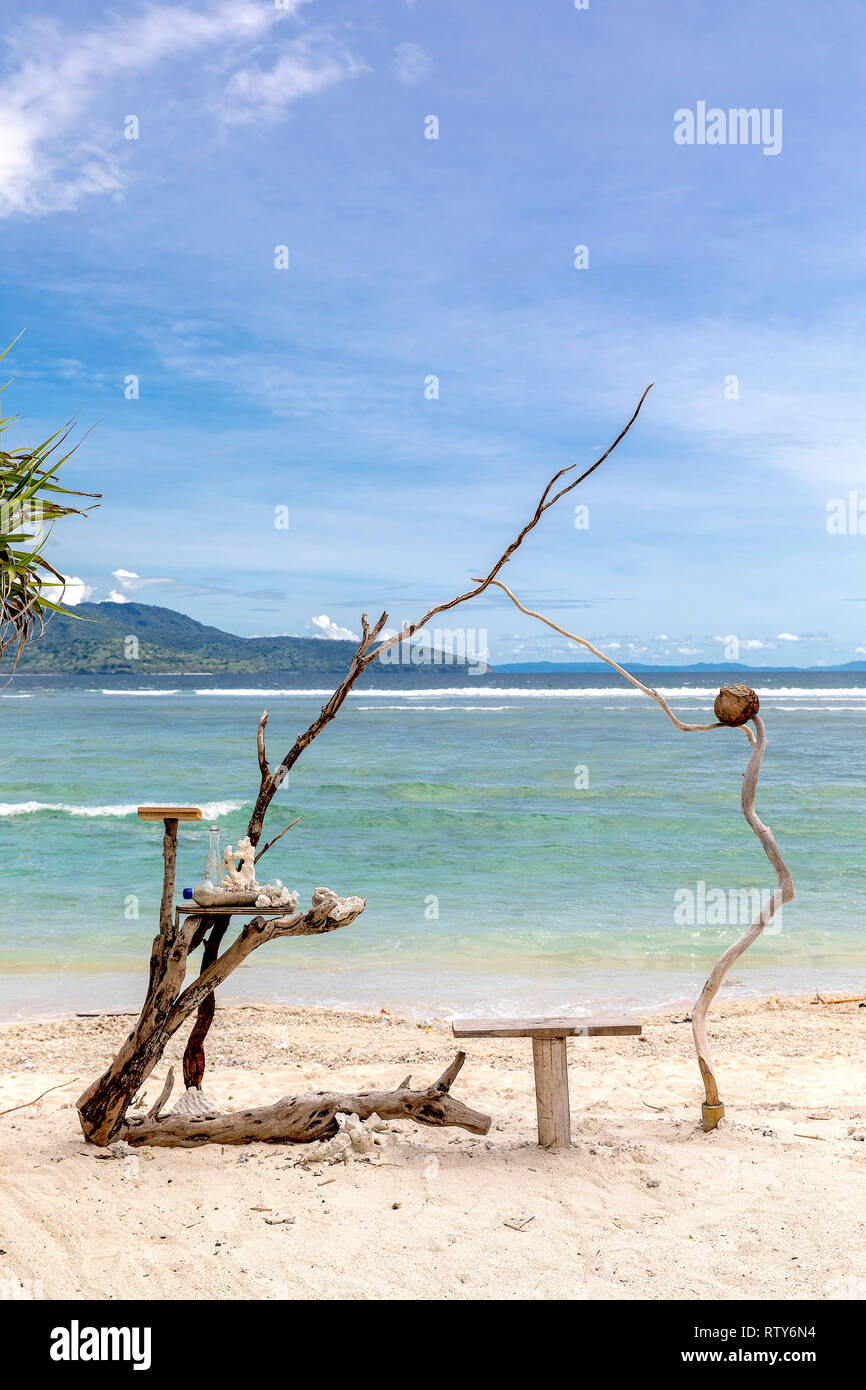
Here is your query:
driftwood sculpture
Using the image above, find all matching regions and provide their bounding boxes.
[78,388,653,1148]
[76,382,788,1141]
[473,578,795,1130]
[78,383,783,1141]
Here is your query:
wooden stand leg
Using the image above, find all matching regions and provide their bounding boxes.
[159,819,178,932]
[532,1036,571,1149]
[182,920,228,1090]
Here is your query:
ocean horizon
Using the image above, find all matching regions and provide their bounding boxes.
[1,667,864,1021]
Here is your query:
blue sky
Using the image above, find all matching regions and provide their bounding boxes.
[2,0,865,666]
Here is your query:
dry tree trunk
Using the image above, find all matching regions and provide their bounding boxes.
[77,390,652,1148]
[483,578,795,1131]
[119,1052,490,1147]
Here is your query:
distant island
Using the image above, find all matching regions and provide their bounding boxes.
[495,660,866,673]
[2,601,490,676]
[5,601,864,676]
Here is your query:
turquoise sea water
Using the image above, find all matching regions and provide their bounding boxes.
[1,670,864,1020]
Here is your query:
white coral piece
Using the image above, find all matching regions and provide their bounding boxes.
[302,1112,393,1166]
[336,1111,377,1154]
[170,1087,219,1118]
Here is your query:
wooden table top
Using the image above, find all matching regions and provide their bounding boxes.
[452,1016,641,1039]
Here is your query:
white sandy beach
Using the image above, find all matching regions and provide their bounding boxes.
[0,994,864,1301]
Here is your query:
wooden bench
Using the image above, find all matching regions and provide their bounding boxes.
[451,1016,641,1149]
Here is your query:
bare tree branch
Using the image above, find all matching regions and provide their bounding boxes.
[364,383,655,664]
[253,817,301,864]
[256,709,269,780]
[247,385,653,847]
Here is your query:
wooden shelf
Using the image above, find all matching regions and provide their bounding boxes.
[175,904,289,917]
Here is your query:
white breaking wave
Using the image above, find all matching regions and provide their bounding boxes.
[195,688,344,697]
[102,689,182,696]
[771,705,866,712]
[353,704,513,712]
[0,799,247,819]
[189,684,866,701]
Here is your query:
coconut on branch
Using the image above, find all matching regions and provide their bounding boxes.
[713,683,759,727]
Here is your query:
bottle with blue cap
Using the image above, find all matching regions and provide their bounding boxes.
[185,824,223,902]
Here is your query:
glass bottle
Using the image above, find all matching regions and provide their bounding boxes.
[204,824,222,886]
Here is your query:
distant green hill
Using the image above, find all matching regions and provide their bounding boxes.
[2,601,488,675]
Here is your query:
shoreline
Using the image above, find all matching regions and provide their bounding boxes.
[2,972,865,1029]
[2,987,863,1036]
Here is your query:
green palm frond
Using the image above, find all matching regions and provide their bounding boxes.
[0,339,101,674]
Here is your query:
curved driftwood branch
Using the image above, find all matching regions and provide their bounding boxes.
[247,386,653,850]
[691,714,795,1127]
[486,579,794,1130]
[478,578,754,743]
[119,1052,491,1148]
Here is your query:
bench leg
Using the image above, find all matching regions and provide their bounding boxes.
[531,1036,571,1149]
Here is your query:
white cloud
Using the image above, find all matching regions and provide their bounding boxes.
[223,36,363,125]
[310,613,360,641]
[713,635,772,651]
[43,575,93,606]
[677,646,701,655]
[777,632,801,642]
[0,1,349,217]
[393,42,431,86]
[106,589,129,604]
[110,568,173,595]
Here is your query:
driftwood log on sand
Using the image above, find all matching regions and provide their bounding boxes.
[120,1052,490,1148]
